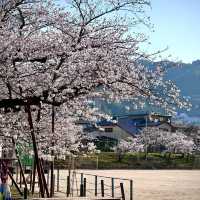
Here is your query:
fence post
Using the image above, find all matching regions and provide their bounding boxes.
[95,175,98,196]
[52,174,55,196]
[111,178,114,197]
[101,180,104,197]
[130,180,133,200]
[83,178,86,197]
[47,169,50,189]
[67,176,70,197]
[80,173,84,197]
[57,167,60,192]
[30,169,33,191]
[120,183,125,200]
[24,187,28,199]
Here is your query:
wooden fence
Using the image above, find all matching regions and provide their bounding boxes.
[53,170,134,200]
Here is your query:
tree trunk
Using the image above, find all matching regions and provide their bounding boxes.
[26,104,45,198]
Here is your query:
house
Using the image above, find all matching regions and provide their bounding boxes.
[80,112,173,141]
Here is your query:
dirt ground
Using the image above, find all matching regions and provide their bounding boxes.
[69,170,200,200]
[12,169,200,199]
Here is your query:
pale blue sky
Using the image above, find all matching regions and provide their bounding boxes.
[144,0,200,63]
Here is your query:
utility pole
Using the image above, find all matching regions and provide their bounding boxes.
[145,115,148,160]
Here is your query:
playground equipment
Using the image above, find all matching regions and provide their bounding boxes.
[0,136,29,199]
[0,141,16,200]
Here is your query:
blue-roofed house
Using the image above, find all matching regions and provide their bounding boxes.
[80,112,173,141]
[116,113,172,136]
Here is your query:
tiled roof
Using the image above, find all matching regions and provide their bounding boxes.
[82,113,171,136]
[117,117,164,136]
[96,120,115,126]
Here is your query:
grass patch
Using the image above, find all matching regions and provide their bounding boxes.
[55,152,200,169]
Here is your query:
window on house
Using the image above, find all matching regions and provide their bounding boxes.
[160,128,169,132]
[104,127,113,132]
[196,138,200,144]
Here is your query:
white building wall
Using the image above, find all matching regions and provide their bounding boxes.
[89,125,132,140]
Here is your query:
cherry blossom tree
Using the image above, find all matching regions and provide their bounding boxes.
[182,125,200,153]
[114,137,144,162]
[163,131,196,156]
[0,0,190,112]
[0,0,191,163]
[115,128,196,163]
[0,104,96,158]
[139,127,165,157]
[139,127,196,157]
[0,0,191,197]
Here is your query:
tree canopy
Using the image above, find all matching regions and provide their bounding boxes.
[0,0,191,155]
